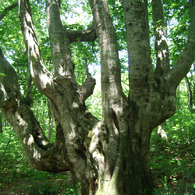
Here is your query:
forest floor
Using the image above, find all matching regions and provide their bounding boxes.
[0,128,195,194]
[0,158,195,195]
[0,166,76,195]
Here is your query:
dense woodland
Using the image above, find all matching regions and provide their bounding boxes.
[0,0,195,194]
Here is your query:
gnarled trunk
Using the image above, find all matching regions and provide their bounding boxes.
[1,0,195,194]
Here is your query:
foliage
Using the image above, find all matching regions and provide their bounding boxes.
[85,76,102,119]
[25,173,80,195]
[0,125,80,195]
[150,80,195,194]
[163,0,190,66]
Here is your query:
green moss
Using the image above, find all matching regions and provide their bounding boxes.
[88,130,93,139]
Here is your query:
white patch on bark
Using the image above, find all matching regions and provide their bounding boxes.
[27,134,34,145]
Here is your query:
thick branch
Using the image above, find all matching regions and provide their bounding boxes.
[152,0,170,76]
[89,0,124,107]
[88,1,128,188]
[46,0,96,102]
[46,0,76,80]
[77,77,96,102]
[123,0,153,102]
[167,0,195,88]
[67,21,97,43]
[75,58,96,102]
[19,0,53,96]
[0,49,69,172]
[0,1,18,21]
[0,49,20,106]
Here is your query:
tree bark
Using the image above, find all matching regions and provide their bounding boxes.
[1,0,195,194]
[0,48,69,171]
[152,0,170,76]
[185,65,195,113]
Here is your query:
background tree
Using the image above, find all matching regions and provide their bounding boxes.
[185,64,195,113]
[0,0,195,194]
[0,111,2,133]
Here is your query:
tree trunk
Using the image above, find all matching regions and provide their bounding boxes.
[48,101,53,140]
[1,0,195,194]
[185,64,195,113]
[0,111,2,133]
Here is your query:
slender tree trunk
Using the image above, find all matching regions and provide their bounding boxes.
[48,111,53,140]
[185,76,193,109]
[176,84,180,112]
[185,66,195,113]
[0,111,2,133]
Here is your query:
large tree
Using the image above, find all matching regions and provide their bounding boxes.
[0,0,195,194]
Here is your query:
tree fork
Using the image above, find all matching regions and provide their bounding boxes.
[1,0,195,194]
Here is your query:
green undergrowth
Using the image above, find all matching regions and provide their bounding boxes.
[0,128,80,195]
[1,109,195,194]
[150,109,195,194]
